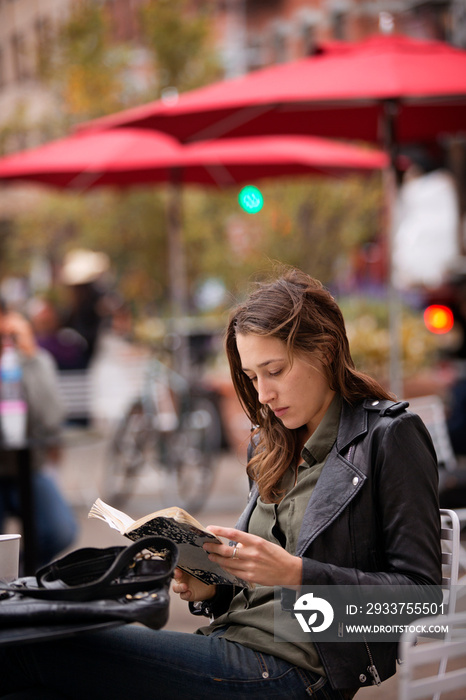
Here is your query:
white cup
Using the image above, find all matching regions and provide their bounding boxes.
[0,534,21,582]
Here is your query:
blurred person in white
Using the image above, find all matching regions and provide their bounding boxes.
[392,148,460,291]
[0,302,78,568]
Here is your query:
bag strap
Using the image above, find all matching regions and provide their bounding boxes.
[1,536,179,602]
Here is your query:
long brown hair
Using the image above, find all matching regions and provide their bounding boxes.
[225,268,393,503]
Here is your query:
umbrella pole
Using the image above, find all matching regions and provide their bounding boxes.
[383,100,403,399]
[386,168,403,399]
[166,171,190,378]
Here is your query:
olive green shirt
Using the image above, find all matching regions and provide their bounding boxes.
[198,394,342,675]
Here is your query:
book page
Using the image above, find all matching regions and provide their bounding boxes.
[88,499,211,536]
[130,506,211,534]
[88,499,135,533]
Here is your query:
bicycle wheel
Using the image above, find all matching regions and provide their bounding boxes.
[101,400,149,508]
[169,395,221,514]
[103,398,182,511]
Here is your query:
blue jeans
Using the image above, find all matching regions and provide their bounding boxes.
[0,626,356,699]
[0,472,78,567]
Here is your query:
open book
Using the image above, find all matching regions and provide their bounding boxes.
[88,498,248,587]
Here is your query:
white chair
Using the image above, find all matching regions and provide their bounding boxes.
[439,509,460,617]
[408,396,466,584]
[407,395,457,473]
[451,507,466,581]
[397,509,461,700]
[398,611,466,700]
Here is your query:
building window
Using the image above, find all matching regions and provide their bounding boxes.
[451,0,466,48]
[35,16,53,49]
[35,16,53,77]
[246,38,265,70]
[301,21,316,56]
[11,32,29,82]
[0,47,4,89]
[331,11,346,40]
[270,24,288,64]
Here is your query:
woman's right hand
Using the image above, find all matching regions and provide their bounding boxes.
[172,568,217,603]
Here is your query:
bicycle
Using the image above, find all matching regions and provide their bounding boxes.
[101,355,223,514]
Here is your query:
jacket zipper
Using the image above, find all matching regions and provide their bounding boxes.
[352,438,381,686]
[364,638,381,685]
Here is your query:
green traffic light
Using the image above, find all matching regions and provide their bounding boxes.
[238,185,264,214]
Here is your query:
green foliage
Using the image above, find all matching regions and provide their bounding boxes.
[12,186,169,314]
[340,296,439,382]
[0,103,32,156]
[180,174,384,301]
[38,1,131,127]
[140,0,220,93]
[5,172,385,322]
[30,0,219,134]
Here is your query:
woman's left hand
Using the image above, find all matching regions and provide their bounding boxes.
[204,526,302,587]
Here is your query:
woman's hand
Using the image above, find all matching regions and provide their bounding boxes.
[172,568,217,603]
[204,526,303,587]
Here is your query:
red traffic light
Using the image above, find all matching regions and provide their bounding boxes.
[423,305,454,334]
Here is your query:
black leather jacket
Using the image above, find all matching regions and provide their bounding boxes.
[195,399,442,690]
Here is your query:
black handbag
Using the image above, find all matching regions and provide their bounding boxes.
[0,535,178,632]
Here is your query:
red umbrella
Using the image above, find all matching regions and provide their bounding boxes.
[80,32,466,396]
[0,128,386,374]
[0,128,387,187]
[80,34,466,153]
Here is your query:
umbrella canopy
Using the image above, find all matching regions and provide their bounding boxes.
[0,127,386,376]
[79,34,466,149]
[0,128,387,188]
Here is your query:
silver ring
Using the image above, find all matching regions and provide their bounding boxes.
[231,545,239,559]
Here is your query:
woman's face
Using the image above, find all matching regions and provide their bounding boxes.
[236,333,335,438]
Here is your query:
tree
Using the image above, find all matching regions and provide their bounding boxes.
[181,174,385,299]
[140,0,220,95]
[2,0,221,316]
[38,1,132,129]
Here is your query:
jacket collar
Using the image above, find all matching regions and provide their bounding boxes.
[295,400,392,553]
[237,401,372,538]
[335,399,369,454]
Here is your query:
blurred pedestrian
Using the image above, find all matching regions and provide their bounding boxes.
[0,303,78,567]
[60,248,111,369]
[0,268,440,699]
[28,297,88,371]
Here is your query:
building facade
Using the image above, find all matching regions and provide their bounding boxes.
[210,1,466,79]
[1,0,465,129]
[0,0,65,127]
